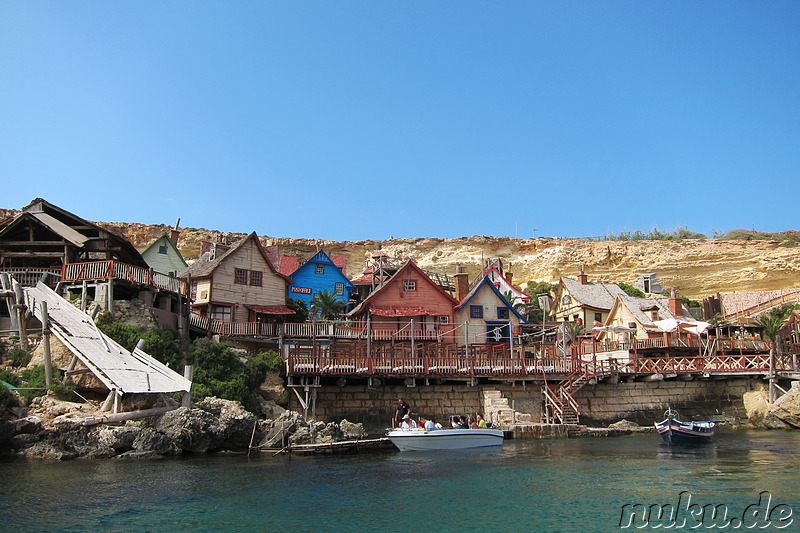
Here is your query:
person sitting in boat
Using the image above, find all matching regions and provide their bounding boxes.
[420,417,436,430]
[451,416,467,429]
[476,414,487,429]
[400,414,418,428]
[469,417,479,429]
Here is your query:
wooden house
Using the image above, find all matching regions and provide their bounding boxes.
[347,260,458,342]
[0,198,146,270]
[183,232,293,323]
[141,232,188,277]
[470,259,529,307]
[281,250,354,312]
[551,271,626,326]
[454,274,528,345]
[597,292,696,342]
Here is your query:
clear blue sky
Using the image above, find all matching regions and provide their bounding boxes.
[2,2,798,241]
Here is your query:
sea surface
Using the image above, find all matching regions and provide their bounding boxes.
[1,429,799,532]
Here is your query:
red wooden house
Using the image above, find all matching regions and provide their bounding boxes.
[347,260,459,342]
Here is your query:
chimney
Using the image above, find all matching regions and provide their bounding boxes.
[170,218,181,245]
[577,264,588,285]
[454,265,469,302]
[669,288,682,317]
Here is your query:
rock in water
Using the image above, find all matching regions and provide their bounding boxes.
[156,407,226,453]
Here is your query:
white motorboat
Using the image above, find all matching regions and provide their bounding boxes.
[386,427,504,451]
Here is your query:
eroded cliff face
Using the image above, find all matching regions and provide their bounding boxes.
[95,221,800,300]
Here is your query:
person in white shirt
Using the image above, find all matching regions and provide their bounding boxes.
[400,414,418,428]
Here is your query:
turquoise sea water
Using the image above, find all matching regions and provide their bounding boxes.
[2,430,799,532]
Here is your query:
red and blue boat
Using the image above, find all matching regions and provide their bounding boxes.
[655,409,716,445]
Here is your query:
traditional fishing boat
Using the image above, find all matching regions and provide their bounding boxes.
[386,427,505,452]
[654,409,716,445]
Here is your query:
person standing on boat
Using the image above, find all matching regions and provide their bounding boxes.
[394,398,411,427]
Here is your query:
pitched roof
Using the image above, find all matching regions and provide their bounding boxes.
[561,277,627,310]
[182,232,290,282]
[347,260,458,316]
[455,276,528,324]
[141,233,188,268]
[611,294,692,331]
[0,198,147,267]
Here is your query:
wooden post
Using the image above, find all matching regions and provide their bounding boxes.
[1,273,17,330]
[107,280,115,317]
[41,301,52,387]
[80,280,88,312]
[182,365,194,407]
[13,280,28,350]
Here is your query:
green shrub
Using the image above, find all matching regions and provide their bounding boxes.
[0,383,18,409]
[8,348,31,367]
[0,369,19,387]
[18,365,48,401]
[618,283,645,298]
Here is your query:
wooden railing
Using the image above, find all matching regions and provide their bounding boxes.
[287,342,574,377]
[0,268,61,287]
[61,261,187,295]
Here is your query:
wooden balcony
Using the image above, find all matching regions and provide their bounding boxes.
[61,260,187,295]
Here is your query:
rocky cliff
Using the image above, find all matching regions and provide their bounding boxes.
[1,208,796,300]
[99,221,800,300]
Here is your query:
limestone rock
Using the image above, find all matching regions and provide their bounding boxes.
[608,419,641,430]
[339,419,367,440]
[156,407,226,453]
[196,397,259,450]
[131,427,180,456]
[768,390,800,429]
[260,411,307,448]
[98,426,141,453]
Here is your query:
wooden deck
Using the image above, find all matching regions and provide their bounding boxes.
[285,339,795,379]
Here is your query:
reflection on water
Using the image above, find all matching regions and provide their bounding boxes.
[2,430,799,532]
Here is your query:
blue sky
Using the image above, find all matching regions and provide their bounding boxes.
[2,2,798,241]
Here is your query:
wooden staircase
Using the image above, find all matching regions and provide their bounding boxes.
[542,363,616,425]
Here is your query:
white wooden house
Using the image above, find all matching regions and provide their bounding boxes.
[183,232,293,323]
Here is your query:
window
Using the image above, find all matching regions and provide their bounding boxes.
[334,282,344,295]
[439,316,449,324]
[236,268,263,286]
[210,304,232,321]
[470,305,483,319]
[158,245,168,255]
[403,280,416,291]
[315,264,325,274]
[643,278,651,293]
[497,308,510,320]
[594,313,602,323]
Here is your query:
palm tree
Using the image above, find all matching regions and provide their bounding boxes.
[753,305,793,402]
[310,290,346,321]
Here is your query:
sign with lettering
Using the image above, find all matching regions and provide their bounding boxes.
[290,286,313,295]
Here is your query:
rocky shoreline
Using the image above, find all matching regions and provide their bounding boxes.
[3,387,799,460]
[0,396,367,460]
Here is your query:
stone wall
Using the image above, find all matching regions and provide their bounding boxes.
[290,381,542,432]
[574,377,763,426]
[297,377,763,432]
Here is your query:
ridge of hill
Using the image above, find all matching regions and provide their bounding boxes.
[1,208,797,300]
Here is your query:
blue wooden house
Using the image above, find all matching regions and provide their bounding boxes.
[285,251,354,312]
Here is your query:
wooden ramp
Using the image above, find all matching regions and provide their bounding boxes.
[22,282,191,395]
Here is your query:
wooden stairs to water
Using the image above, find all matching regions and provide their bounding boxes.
[542,363,617,425]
